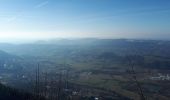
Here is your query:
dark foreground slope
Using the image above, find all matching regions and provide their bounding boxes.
[0,83,45,100]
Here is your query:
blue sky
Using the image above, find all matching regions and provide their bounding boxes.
[0,0,170,42]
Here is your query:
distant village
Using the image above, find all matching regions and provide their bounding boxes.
[149,73,170,81]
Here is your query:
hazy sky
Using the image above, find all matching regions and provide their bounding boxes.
[0,0,170,42]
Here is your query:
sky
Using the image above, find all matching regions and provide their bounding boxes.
[0,0,170,42]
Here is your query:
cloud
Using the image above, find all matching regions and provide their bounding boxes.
[5,1,49,22]
[35,1,49,8]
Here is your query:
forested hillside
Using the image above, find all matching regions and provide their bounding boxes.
[0,83,45,100]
